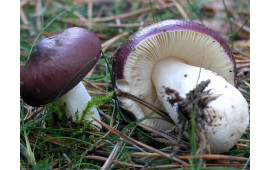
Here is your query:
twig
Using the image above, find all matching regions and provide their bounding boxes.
[35,0,41,30]
[144,163,246,169]
[238,87,249,96]
[92,3,174,22]
[21,107,45,124]
[234,40,250,48]
[84,155,143,168]
[235,143,249,148]
[137,123,179,146]
[238,139,250,143]
[231,18,250,33]
[234,48,250,58]
[242,80,250,89]
[102,32,129,52]
[235,59,250,64]
[233,54,248,60]
[59,18,143,28]
[236,63,250,70]
[115,91,174,123]
[98,110,115,123]
[132,152,249,162]
[87,90,108,95]
[83,79,108,94]
[91,116,189,165]
[74,11,88,22]
[87,0,94,20]
[20,7,29,25]
[20,25,32,30]
[88,128,113,153]
[90,82,113,89]
[174,0,189,20]
[101,127,132,169]
[101,140,124,170]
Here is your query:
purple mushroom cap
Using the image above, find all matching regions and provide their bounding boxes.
[20,27,101,106]
[113,19,236,86]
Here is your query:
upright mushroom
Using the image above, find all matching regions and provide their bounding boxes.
[20,27,102,129]
[112,20,249,153]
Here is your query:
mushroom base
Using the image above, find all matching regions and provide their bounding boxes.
[58,82,102,129]
[151,57,249,153]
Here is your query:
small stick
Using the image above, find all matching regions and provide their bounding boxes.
[174,0,189,20]
[238,139,250,143]
[101,127,132,170]
[235,59,250,64]
[234,49,250,58]
[84,155,143,168]
[21,107,44,123]
[238,87,249,96]
[234,40,250,48]
[92,3,174,22]
[95,142,108,150]
[59,19,143,28]
[88,128,114,153]
[87,90,108,95]
[132,152,248,162]
[101,140,124,170]
[35,0,41,30]
[233,54,248,60]
[83,79,108,94]
[99,110,115,122]
[137,123,179,145]
[20,25,32,30]
[20,7,29,25]
[87,0,93,20]
[236,63,250,70]
[115,91,174,123]
[242,80,250,89]
[102,32,129,52]
[91,82,112,89]
[231,18,250,33]
[91,116,189,165]
[144,163,246,169]
[235,143,249,148]
[74,11,88,22]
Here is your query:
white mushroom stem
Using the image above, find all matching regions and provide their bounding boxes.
[151,57,249,153]
[57,82,102,129]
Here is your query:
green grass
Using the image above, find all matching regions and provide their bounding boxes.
[20,0,250,169]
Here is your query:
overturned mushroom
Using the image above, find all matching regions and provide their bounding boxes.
[20,27,102,129]
[112,20,249,153]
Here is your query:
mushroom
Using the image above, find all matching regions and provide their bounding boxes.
[20,27,102,129]
[112,20,249,153]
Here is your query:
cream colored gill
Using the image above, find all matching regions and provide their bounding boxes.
[116,30,233,131]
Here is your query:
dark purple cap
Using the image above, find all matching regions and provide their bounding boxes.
[20,27,101,106]
[112,19,236,86]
